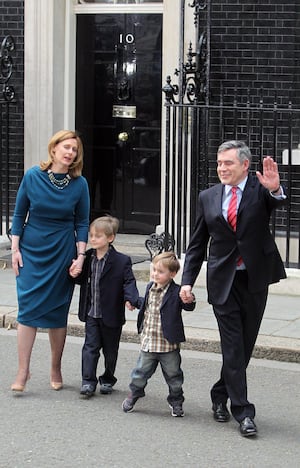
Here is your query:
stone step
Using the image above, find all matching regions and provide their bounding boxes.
[1,233,299,296]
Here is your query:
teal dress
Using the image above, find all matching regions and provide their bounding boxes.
[11,166,90,328]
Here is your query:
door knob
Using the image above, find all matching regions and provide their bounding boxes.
[118,132,129,142]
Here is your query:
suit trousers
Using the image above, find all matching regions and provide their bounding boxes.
[82,315,122,388]
[210,270,268,422]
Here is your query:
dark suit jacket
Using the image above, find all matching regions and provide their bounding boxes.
[137,280,196,344]
[74,246,140,327]
[181,174,287,305]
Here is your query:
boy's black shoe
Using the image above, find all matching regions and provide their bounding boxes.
[100,383,113,395]
[122,394,140,413]
[169,402,184,417]
[80,384,95,398]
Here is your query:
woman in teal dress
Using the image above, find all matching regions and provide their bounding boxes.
[10,130,90,393]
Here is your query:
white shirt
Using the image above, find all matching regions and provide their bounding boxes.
[222,177,248,221]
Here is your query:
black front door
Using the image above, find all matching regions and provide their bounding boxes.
[76,14,162,234]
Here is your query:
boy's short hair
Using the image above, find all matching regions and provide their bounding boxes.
[90,216,119,238]
[152,251,180,273]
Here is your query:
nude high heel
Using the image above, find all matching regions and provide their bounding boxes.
[11,382,26,392]
[50,381,63,391]
[11,373,31,393]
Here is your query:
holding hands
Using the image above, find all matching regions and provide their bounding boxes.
[69,255,85,278]
[125,301,136,311]
[180,285,195,304]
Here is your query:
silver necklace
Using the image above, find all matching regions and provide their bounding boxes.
[47,170,71,190]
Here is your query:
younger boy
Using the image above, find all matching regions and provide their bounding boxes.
[122,251,195,417]
[70,216,140,397]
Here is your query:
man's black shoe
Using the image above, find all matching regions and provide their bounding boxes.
[212,402,230,422]
[80,384,95,398]
[239,417,257,437]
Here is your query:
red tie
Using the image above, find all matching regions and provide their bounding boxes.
[228,187,243,266]
[227,186,238,231]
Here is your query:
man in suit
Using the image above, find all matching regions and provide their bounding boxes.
[180,140,287,436]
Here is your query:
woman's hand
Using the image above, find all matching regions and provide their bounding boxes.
[11,250,23,277]
[69,256,85,277]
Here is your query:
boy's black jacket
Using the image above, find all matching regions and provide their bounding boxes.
[137,280,196,344]
[73,246,140,327]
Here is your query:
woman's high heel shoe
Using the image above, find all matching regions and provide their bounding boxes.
[11,373,31,393]
[11,382,26,392]
[50,381,63,391]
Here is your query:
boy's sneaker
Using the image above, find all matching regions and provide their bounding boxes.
[169,402,184,417]
[100,383,113,395]
[122,394,140,413]
[80,384,95,398]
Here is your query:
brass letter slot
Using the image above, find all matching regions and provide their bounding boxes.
[112,105,136,119]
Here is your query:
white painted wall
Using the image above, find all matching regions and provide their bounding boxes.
[24,0,75,169]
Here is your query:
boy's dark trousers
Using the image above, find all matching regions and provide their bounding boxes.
[82,315,122,388]
[129,349,184,405]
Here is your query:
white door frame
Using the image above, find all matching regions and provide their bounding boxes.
[24,0,180,230]
[24,1,167,168]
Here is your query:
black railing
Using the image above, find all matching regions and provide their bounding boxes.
[0,35,15,237]
[162,90,300,268]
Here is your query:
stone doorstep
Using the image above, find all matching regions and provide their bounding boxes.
[0,256,151,274]
[1,243,299,295]
[1,310,299,364]
[183,264,300,296]
[133,260,300,296]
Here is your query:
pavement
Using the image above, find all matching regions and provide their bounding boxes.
[1,233,300,363]
[1,329,300,467]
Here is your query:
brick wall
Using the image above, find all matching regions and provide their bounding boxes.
[196,0,300,236]
[208,0,299,105]
[193,1,298,158]
[0,0,24,229]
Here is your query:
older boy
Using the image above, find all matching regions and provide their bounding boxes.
[70,216,140,397]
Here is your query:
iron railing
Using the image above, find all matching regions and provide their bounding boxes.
[0,35,15,237]
[162,89,300,268]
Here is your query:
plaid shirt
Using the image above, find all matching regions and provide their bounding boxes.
[88,248,110,318]
[140,282,178,353]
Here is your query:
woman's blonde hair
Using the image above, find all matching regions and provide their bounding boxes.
[90,216,119,239]
[152,251,180,273]
[40,130,84,177]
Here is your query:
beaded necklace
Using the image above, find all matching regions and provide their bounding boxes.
[47,169,71,190]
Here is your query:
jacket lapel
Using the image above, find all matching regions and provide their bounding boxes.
[100,246,116,278]
[212,184,228,228]
[238,174,256,216]
[161,280,175,308]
